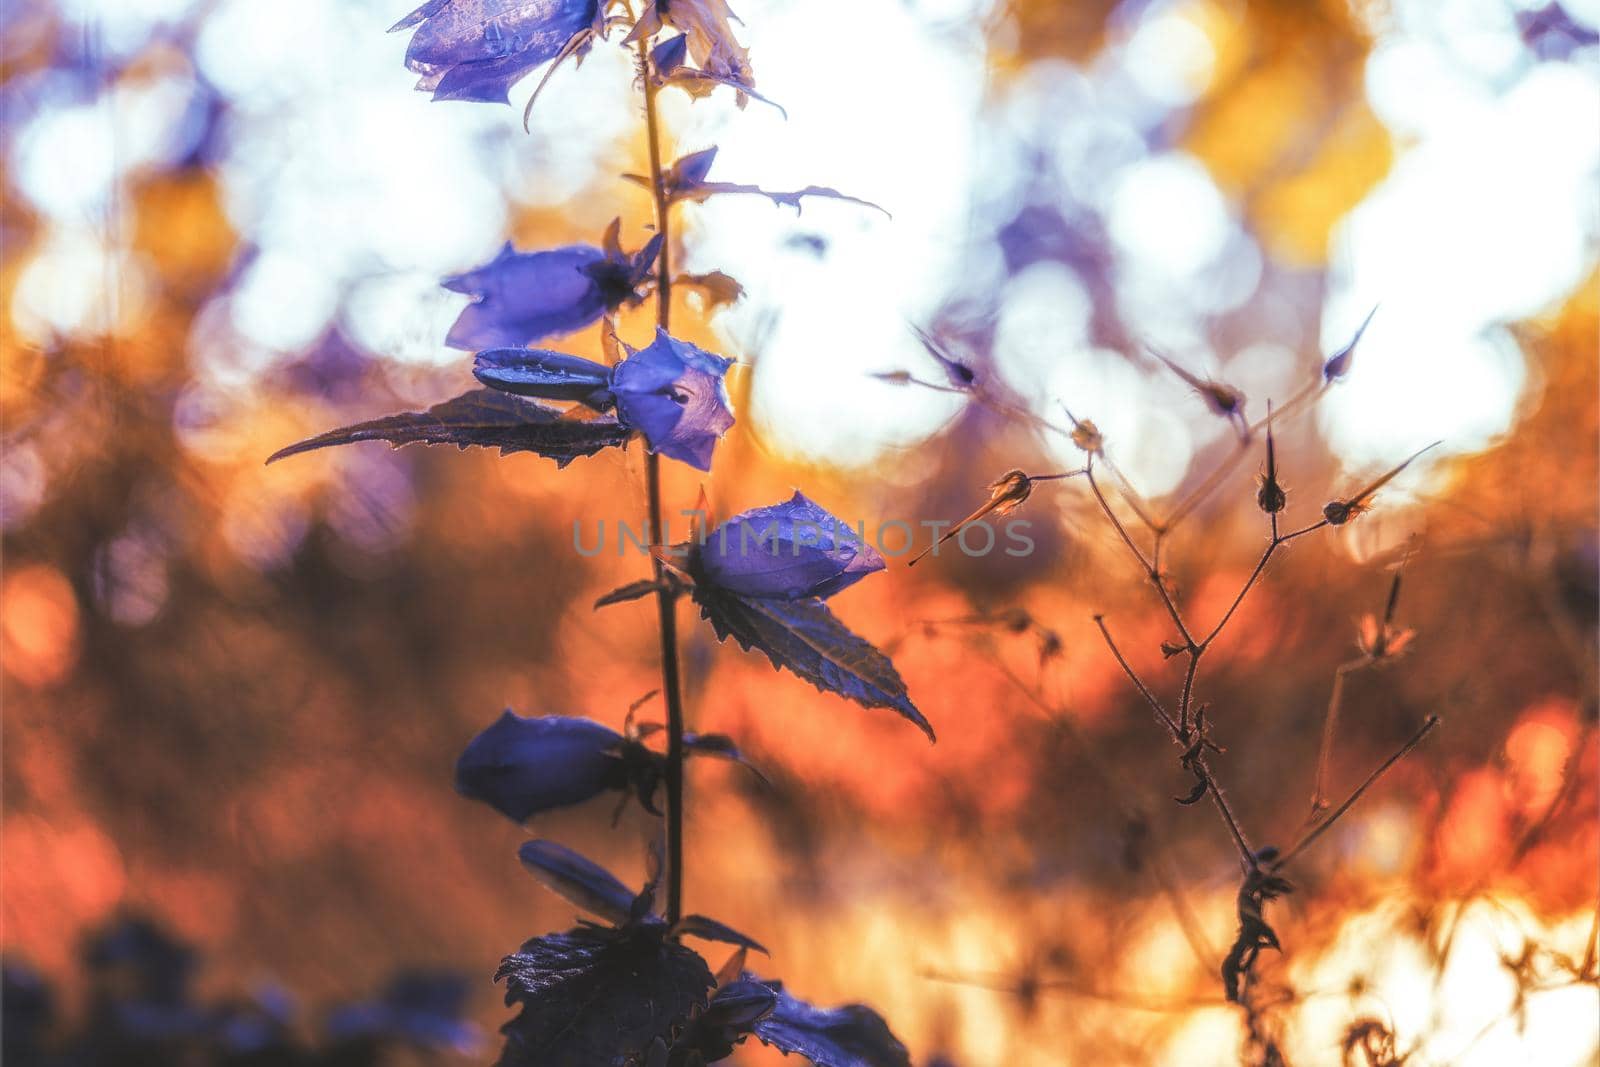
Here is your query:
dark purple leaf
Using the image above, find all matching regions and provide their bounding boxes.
[651,976,777,1064]
[516,840,636,926]
[684,732,769,784]
[265,390,630,468]
[751,985,911,1067]
[694,589,933,741]
[455,711,626,823]
[674,915,767,955]
[494,925,712,1067]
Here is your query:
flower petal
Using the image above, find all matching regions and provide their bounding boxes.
[443,243,608,350]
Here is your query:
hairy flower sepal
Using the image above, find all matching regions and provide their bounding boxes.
[391,0,603,104]
[474,329,735,471]
[443,225,663,350]
[455,710,765,823]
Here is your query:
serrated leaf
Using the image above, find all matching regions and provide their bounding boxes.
[693,589,933,741]
[751,986,910,1067]
[652,975,777,1065]
[675,180,889,217]
[267,389,630,468]
[494,926,712,1067]
[684,732,770,785]
[517,840,637,927]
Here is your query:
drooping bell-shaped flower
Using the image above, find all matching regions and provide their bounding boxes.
[454,711,626,823]
[608,329,735,471]
[698,492,884,600]
[443,226,661,350]
[471,329,736,471]
[390,0,601,104]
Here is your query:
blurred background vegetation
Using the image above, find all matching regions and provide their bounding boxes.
[2,0,1597,1063]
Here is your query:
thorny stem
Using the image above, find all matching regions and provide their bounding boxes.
[1274,715,1441,869]
[635,25,685,926]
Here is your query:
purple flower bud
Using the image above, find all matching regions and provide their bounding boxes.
[699,491,885,600]
[443,239,657,350]
[472,348,613,405]
[454,711,624,823]
[390,0,600,104]
[671,146,721,192]
[1323,305,1378,383]
[609,329,735,471]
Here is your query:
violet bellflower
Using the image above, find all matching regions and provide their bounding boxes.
[455,711,626,822]
[390,0,601,104]
[697,492,885,600]
[473,329,735,471]
[609,329,735,470]
[442,226,662,350]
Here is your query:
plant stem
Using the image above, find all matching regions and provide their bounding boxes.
[1309,658,1368,815]
[636,31,685,925]
[1093,615,1180,740]
[1274,715,1440,868]
[1086,460,1195,649]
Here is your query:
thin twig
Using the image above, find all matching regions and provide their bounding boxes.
[1087,460,1195,649]
[1178,652,1201,736]
[1197,519,1327,651]
[1093,615,1180,740]
[1275,715,1441,869]
[1310,658,1369,815]
[922,969,1225,1014]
